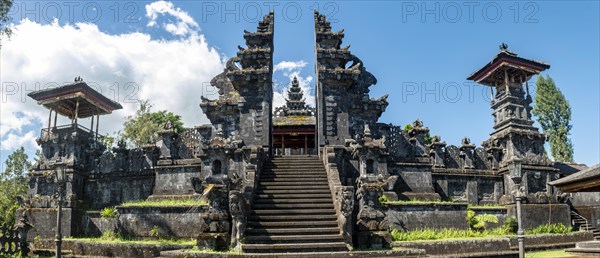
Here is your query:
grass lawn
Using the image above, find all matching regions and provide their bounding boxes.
[525,248,575,258]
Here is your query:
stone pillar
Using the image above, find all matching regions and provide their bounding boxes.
[428,135,446,168]
[436,179,449,200]
[467,180,478,205]
[493,181,504,203]
[408,119,429,159]
[460,137,476,169]
[156,123,178,164]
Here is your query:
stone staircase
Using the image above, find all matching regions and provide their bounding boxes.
[571,210,600,240]
[242,155,348,253]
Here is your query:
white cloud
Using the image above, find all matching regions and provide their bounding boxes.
[274,60,307,72]
[273,61,314,111]
[146,0,199,37]
[1,131,37,151]
[1,2,224,168]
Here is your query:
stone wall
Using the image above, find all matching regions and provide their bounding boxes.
[19,208,81,241]
[83,174,154,209]
[386,203,469,230]
[433,174,503,205]
[64,240,192,258]
[507,232,594,249]
[152,165,201,196]
[393,238,514,256]
[117,206,208,238]
[506,204,570,230]
[572,192,600,207]
[392,232,593,256]
[81,211,118,237]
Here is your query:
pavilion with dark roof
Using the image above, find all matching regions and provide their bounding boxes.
[550,164,600,192]
[28,77,123,139]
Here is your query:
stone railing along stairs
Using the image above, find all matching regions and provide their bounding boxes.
[242,155,348,253]
[571,210,600,240]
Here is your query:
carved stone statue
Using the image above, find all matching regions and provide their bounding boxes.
[229,190,246,249]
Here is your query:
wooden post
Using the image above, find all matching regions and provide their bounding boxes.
[90,115,94,133]
[74,99,80,129]
[504,69,509,94]
[282,135,285,156]
[54,111,58,128]
[47,109,52,133]
[96,114,100,142]
[304,134,308,155]
[490,87,494,102]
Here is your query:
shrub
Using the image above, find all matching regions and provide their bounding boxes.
[149,225,160,238]
[100,230,121,241]
[467,210,498,231]
[502,216,518,234]
[526,223,572,235]
[390,227,508,242]
[100,207,117,219]
[378,195,389,203]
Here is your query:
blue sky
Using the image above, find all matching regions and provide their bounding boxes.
[1,1,598,168]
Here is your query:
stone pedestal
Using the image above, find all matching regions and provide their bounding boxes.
[197,233,229,251]
[396,170,441,201]
[357,231,392,249]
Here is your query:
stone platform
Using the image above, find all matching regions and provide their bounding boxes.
[567,240,600,256]
[160,248,426,258]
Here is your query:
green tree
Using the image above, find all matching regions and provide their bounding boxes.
[0,0,14,39]
[532,75,574,162]
[121,100,184,147]
[0,147,30,225]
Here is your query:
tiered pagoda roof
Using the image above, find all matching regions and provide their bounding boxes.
[273,77,315,126]
[467,43,550,87]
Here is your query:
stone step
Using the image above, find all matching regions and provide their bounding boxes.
[256,189,332,194]
[252,203,334,209]
[270,160,323,164]
[268,164,323,167]
[242,242,348,253]
[261,173,327,177]
[254,198,332,204]
[248,214,338,221]
[255,193,333,199]
[245,234,344,244]
[245,227,340,235]
[263,170,325,174]
[265,164,324,168]
[267,164,324,168]
[272,155,319,159]
[248,220,339,228]
[260,181,328,186]
[271,158,320,162]
[259,177,328,182]
[251,209,336,215]
[265,166,325,170]
[257,185,330,190]
[263,170,326,175]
